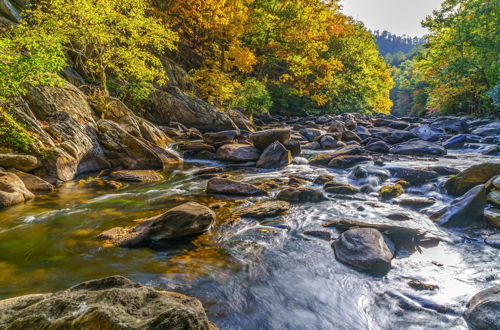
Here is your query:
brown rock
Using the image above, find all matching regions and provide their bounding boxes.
[207,177,267,196]
[110,170,164,183]
[0,171,35,207]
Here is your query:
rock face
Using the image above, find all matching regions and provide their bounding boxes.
[206,178,266,196]
[216,144,260,162]
[332,228,394,271]
[98,202,216,247]
[0,275,212,329]
[250,128,291,149]
[444,163,500,196]
[256,141,292,169]
[436,185,487,227]
[0,171,35,207]
[390,140,446,156]
[0,153,41,171]
[234,200,290,219]
[97,119,182,170]
[464,285,500,330]
[146,86,237,131]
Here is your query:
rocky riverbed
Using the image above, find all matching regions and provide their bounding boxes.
[0,113,499,329]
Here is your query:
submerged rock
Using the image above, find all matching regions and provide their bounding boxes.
[276,187,327,203]
[233,200,290,219]
[444,163,500,196]
[0,275,212,329]
[207,178,267,196]
[98,202,216,247]
[332,228,394,271]
[464,285,500,330]
[256,141,292,169]
[110,170,164,183]
[436,185,487,227]
[0,171,35,207]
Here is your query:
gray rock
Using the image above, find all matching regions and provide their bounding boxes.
[256,141,292,169]
[0,275,212,329]
[390,140,447,156]
[472,122,500,137]
[410,125,443,142]
[332,228,394,271]
[366,140,390,153]
[464,285,500,330]
[436,185,487,227]
[485,233,500,248]
[443,134,467,149]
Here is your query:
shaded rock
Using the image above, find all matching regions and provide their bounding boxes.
[0,153,41,171]
[314,174,334,185]
[327,120,347,134]
[276,187,327,203]
[472,122,500,137]
[146,86,237,131]
[485,233,500,248]
[288,176,309,187]
[319,135,345,149]
[0,275,212,329]
[302,141,321,150]
[256,141,292,169]
[390,140,446,156]
[110,170,164,183]
[342,131,362,143]
[283,139,302,157]
[0,171,35,207]
[304,231,332,241]
[332,228,394,271]
[202,130,238,147]
[226,108,255,131]
[374,118,410,130]
[7,169,54,191]
[233,200,290,219]
[410,125,443,142]
[216,144,260,162]
[444,163,500,196]
[484,208,500,228]
[300,128,325,142]
[178,142,215,153]
[328,155,372,169]
[464,285,500,330]
[430,118,468,134]
[98,202,216,247]
[380,184,404,200]
[386,167,439,185]
[436,185,487,227]
[366,140,390,153]
[353,126,371,140]
[425,166,460,176]
[443,134,467,149]
[207,178,266,196]
[250,128,291,150]
[398,198,436,210]
[370,127,416,144]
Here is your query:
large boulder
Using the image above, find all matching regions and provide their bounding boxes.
[206,178,267,196]
[98,202,216,247]
[464,285,500,330]
[250,128,291,149]
[390,140,447,156]
[0,171,35,207]
[332,228,394,271]
[203,130,238,147]
[97,119,181,170]
[216,144,260,162]
[386,167,439,185]
[430,118,468,134]
[0,153,41,172]
[0,276,212,329]
[436,185,487,227]
[256,141,292,169]
[309,146,364,166]
[444,163,500,196]
[7,169,54,191]
[145,86,237,131]
[410,125,443,142]
[471,122,500,137]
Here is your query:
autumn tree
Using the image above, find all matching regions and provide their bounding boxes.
[25,0,178,99]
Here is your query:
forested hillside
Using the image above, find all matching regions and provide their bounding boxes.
[389,0,499,117]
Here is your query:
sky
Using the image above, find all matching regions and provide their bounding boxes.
[341,0,443,36]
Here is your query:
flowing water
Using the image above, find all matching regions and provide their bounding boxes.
[0,149,499,329]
